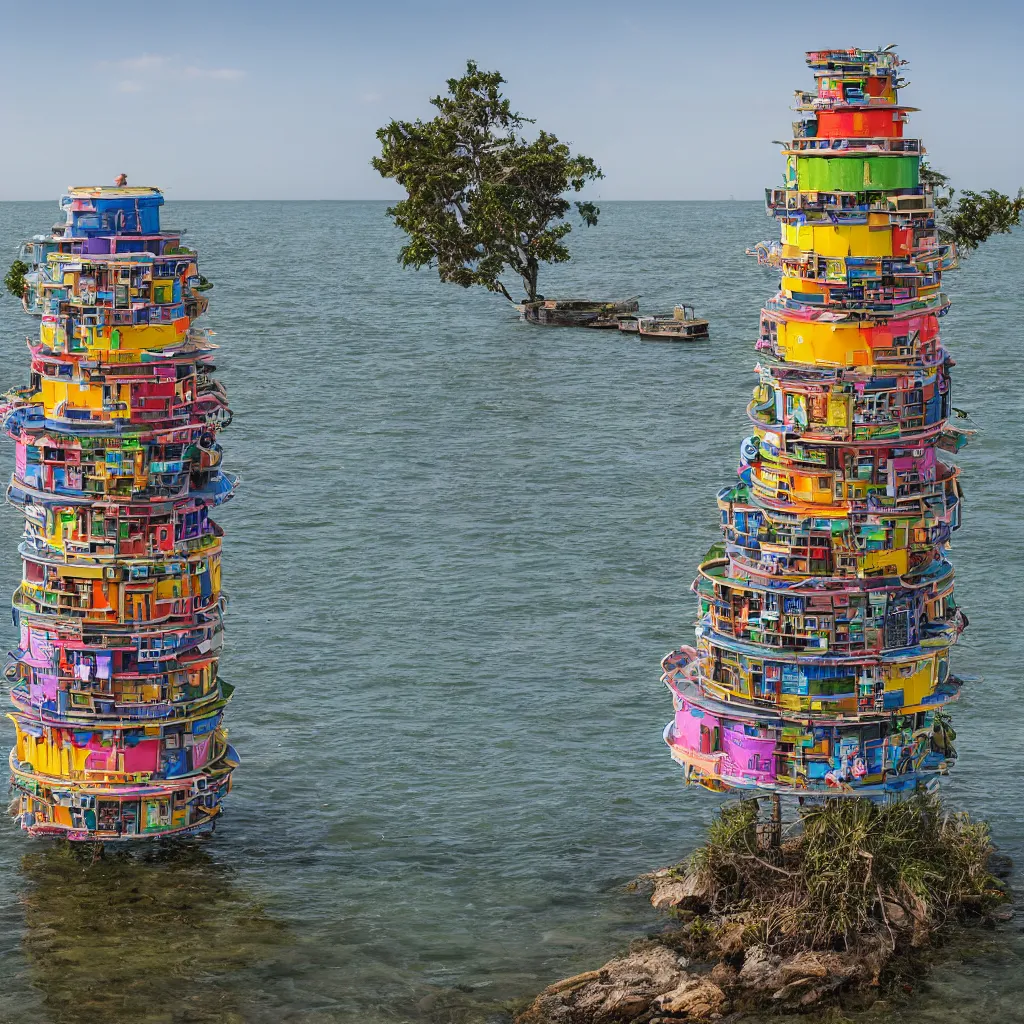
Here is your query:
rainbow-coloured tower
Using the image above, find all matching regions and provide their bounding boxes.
[3,186,239,839]
[662,48,967,796]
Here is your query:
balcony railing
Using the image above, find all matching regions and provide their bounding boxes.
[793,93,906,112]
[786,137,920,154]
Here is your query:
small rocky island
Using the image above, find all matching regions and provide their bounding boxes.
[516,796,1011,1022]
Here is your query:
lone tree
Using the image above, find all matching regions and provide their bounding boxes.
[372,61,603,305]
[921,163,1024,253]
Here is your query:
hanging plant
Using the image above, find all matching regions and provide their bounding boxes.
[4,260,29,300]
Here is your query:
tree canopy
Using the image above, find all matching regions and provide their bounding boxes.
[372,61,602,304]
[922,164,1024,253]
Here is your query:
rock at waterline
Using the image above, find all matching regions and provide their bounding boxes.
[512,938,885,1021]
[515,943,688,1023]
[987,851,1014,879]
[643,867,709,911]
[654,977,727,1017]
[518,796,1012,1021]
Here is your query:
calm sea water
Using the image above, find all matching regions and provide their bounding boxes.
[0,201,1021,1023]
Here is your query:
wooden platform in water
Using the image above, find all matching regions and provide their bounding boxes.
[620,304,710,341]
[521,296,639,328]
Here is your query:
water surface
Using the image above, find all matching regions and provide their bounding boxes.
[0,201,1020,1022]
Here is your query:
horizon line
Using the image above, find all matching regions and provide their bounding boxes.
[0,196,765,204]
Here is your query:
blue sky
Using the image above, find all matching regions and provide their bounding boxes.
[1,0,1021,200]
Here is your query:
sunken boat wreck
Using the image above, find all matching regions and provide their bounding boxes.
[3,186,239,841]
[521,296,639,328]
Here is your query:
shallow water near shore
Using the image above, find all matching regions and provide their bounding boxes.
[0,200,1021,1022]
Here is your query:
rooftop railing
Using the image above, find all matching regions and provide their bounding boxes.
[793,95,908,112]
[765,187,933,216]
[786,136,921,154]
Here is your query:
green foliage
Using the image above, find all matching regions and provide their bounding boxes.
[706,797,759,855]
[943,189,1024,252]
[196,275,214,291]
[682,792,1003,956]
[372,60,603,303]
[919,162,951,197]
[688,914,713,944]
[4,259,29,300]
[686,798,760,913]
[922,163,1024,253]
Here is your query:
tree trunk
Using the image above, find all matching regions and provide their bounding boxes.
[522,257,540,303]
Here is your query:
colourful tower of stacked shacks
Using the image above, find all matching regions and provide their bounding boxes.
[3,186,239,839]
[662,48,967,796]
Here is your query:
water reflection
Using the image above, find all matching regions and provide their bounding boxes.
[20,841,289,1024]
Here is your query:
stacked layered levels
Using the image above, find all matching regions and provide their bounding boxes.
[663,49,967,796]
[4,187,239,839]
